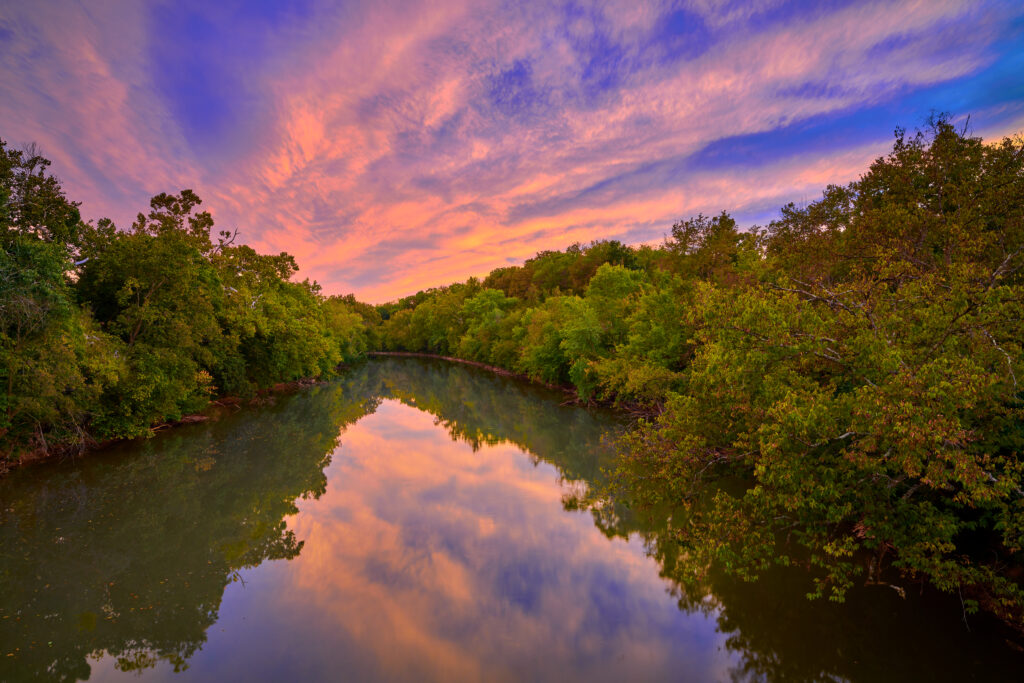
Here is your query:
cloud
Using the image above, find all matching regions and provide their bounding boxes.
[2,0,1022,301]
[0,0,203,222]
[265,401,734,680]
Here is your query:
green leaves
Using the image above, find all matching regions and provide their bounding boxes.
[0,150,370,459]
[6,117,1024,632]
[594,118,1024,630]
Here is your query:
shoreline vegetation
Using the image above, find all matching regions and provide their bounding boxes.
[369,351,583,394]
[4,115,1024,633]
[1,139,381,468]
[368,351,655,415]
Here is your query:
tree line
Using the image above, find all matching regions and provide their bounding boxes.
[1,142,377,464]
[374,117,1024,630]
[4,116,1024,632]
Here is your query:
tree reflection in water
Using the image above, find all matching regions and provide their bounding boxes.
[1,358,1020,682]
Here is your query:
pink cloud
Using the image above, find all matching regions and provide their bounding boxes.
[2,0,1019,302]
[271,401,733,679]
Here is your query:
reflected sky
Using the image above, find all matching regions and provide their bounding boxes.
[86,401,734,682]
[3,358,1022,682]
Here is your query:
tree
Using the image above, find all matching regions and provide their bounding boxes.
[0,140,82,246]
[608,118,1024,627]
[664,211,748,283]
[0,138,115,460]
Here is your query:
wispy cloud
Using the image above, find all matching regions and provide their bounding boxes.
[2,0,1022,301]
[279,401,733,679]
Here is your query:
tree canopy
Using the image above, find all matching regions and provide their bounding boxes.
[1,139,372,460]
[373,117,1024,631]
[4,116,1024,632]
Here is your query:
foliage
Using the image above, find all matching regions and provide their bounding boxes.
[371,117,1024,630]
[604,119,1024,630]
[6,116,1024,632]
[0,140,371,460]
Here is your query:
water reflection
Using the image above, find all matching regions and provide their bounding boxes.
[245,402,727,681]
[1,359,1021,681]
[0,380,376,682]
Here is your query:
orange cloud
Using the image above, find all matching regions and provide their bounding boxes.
[264,401,732,679]
[2,0,1021,302]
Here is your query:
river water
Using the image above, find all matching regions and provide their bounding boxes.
[1,358,1021,681]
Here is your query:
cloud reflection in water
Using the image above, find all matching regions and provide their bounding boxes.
[216,401,732,681]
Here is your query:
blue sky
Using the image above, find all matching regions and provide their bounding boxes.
[1,0,1022,300]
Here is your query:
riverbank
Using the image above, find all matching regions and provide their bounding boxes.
[5,356,1022,682]
[369,352,655,416]
[369,351,568,390]
[3,355,575,474]
[0,376,333,475]
[2,353,643,475]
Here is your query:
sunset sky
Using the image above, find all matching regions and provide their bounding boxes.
[2,0,1022,302]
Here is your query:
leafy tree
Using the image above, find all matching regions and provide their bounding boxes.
[664,211,745,283]
[323,295,373,363]
[583,263,649,345]
[0,139,116,460]
[0,141,82,246]
[372,116,1024,631]
[0,238,116,458]
[457,288,519,364]
[75,194,226,435]
[1,138,370,458]
[607,118,1024,628]
[515,296,576,385]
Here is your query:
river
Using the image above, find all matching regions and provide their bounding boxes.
[1,358,1021,681]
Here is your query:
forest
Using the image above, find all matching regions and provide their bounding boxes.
[3,117,1024,631]
[375,118,1024,631]
[0,142,377,463]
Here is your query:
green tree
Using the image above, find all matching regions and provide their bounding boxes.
[606,118,1024,628]
[0,139,118,460]
[457,288,519,364]
[75,194,226,436]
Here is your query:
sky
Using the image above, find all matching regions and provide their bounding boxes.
[1,0,1023,302]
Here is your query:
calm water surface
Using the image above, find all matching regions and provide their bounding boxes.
[2,358,1022,682]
